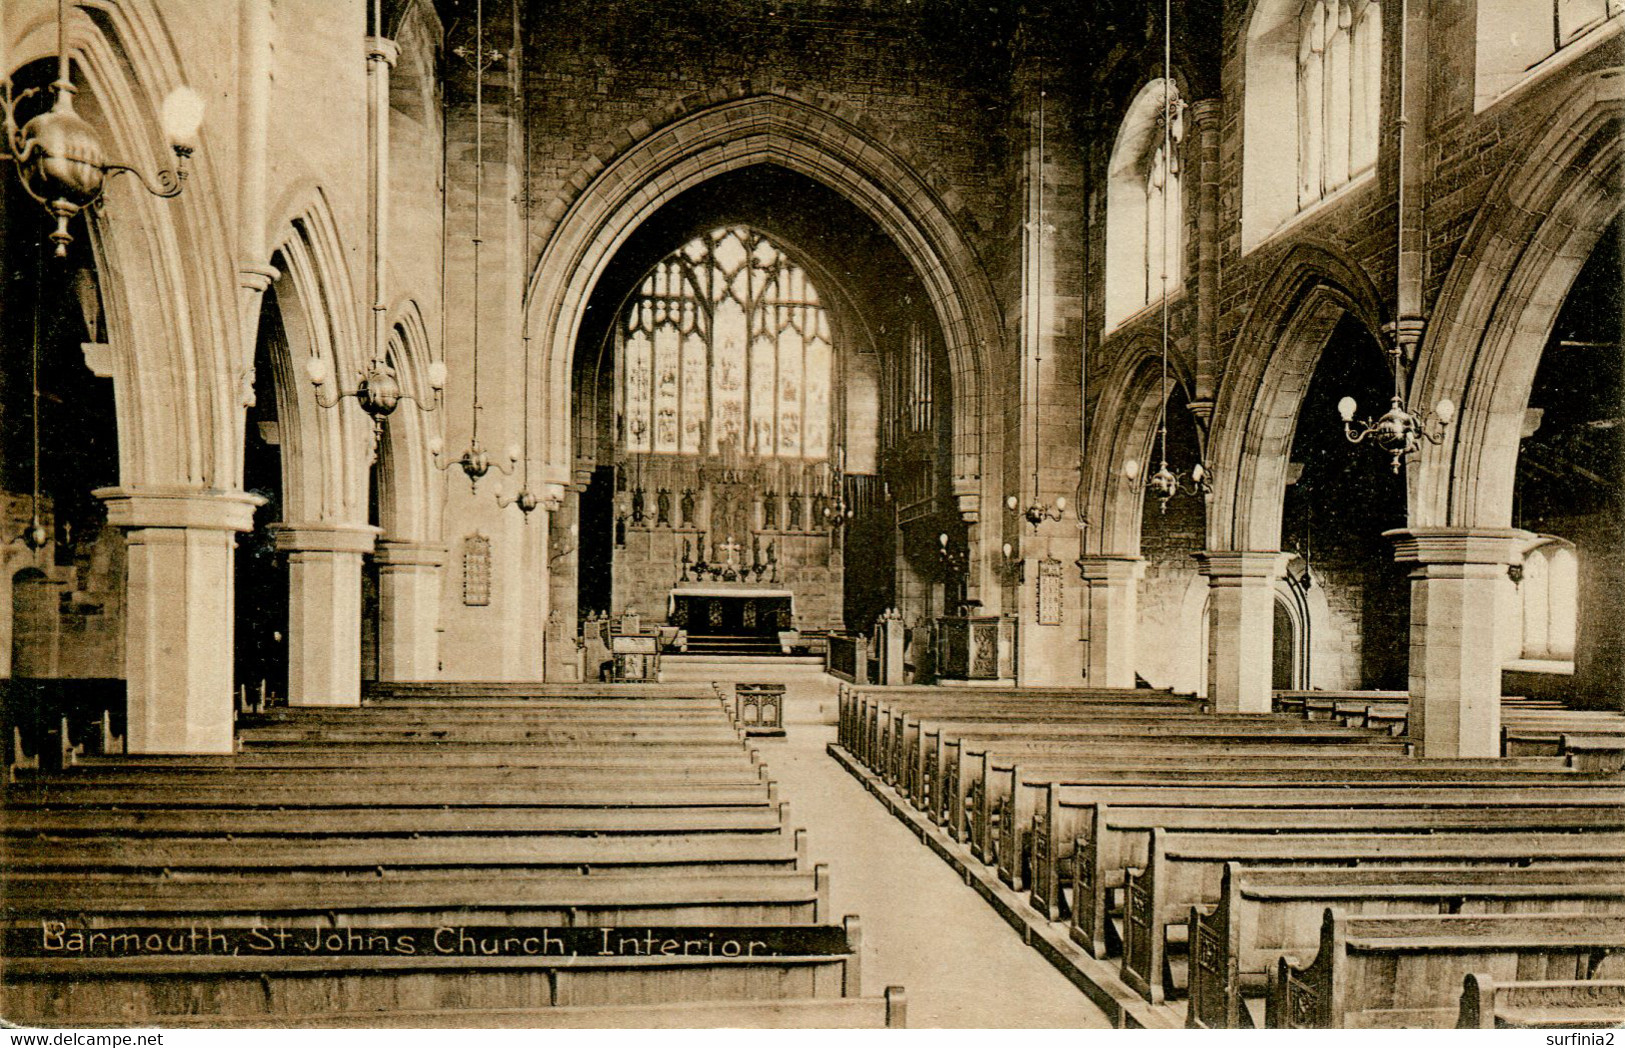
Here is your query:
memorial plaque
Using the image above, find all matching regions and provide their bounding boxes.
[462,533,491,606]
[1037,557,1063,625]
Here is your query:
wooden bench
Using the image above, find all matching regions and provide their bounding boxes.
[5,867,833,928]
[1270,911,1625,1028]
[1027,779,1625,927]
[1187,862,1625,1029]
[3,917,868,1026]
[1121,828,1625,1004]
[134,988,909,1028]
[1458,974,1625,1029]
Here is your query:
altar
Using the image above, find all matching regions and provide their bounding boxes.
[669,586,794,636]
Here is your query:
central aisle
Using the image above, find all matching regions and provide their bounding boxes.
[722,666,1114,1028]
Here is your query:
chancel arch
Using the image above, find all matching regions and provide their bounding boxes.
[562,164,957,656]
[524,90,1004,606]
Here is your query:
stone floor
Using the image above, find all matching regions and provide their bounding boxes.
[720,666,1113,1028]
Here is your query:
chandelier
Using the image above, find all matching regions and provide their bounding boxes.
[1339,0,1454,473]
[500,19,539,520]
[433,0,515,493]
[8,272,48,552]
[1014,75,1066,532]
[1123,0,1210,516]
[1,0,202,257]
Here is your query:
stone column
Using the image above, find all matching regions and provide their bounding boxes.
[275,523,378,707]
[97,488,261,754]
[1388,527,1529,757]
[372,539,444,681]
[1077,555,1144,688]
[545,481,584,682]
[1199,551,1281,713]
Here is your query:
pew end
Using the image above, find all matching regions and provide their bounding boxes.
[98,709,124,756]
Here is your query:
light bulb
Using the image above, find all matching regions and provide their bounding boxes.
[305,356,330,386]
[1192,463,1206,483]
[428,436,443,456]
[1054,496,1066,512]
[1435,398,1455,424]
[1002,542,1013,559]
[161,86,206,148]
[1005,494,1019,512]
[427,360,447,390]
[506,444,521,463]
[1337,396,1358,423]
[938,533,948,547]
[1123,458,1141,481]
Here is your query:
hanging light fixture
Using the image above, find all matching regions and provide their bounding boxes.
[8,265,48,552]
[498,13,538,520]
[1,0,202,257]
[819,447,852,530]
[1012,76,1066,531]
[1123,0,1211,515]
[1338,0,1453,473]
[307,0,443,437]
[433,0,515,492]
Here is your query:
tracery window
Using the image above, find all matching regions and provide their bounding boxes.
[619,227,832,461]
[1295,0,1380,210]
[1475,0,1623,108]
[1105,78,1185,331]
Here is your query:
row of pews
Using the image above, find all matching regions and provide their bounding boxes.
[1275,689,1625,771]
[835,683,1625,1029]
[1,681,905,1028]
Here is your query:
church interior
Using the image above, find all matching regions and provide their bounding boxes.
[1,0,1623,1030]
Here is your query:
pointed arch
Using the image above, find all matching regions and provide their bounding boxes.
[1205,241,1385,550]
[523,89,1004,535]
[1410,69,1624,529]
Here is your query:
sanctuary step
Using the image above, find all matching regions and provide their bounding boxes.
[683,634,791,656]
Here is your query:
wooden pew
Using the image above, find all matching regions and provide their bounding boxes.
[3,779,778,809]
[139,987,909,1029]
[1027,779,1625,929]
[951,746,1585,866]
[3,803,789,838]
[1121,828,1625,1004]
[1458,974,1625,1029]
[1270,911,1625,1028]
[5,867,832,928]
[1060,801,1625,964]
[4,916,869,1026]
[1186,862,1625,1029]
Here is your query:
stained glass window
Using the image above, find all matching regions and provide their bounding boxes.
[619,227,833,462]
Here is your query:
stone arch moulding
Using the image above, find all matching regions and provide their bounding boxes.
[376,296,440,542]
[1205,240,1386,551]
[1084,338,1197,557]
[523,87,1005,529]
[1409,69,1624,530]
[266,195,370,527]
[8,0,240,492]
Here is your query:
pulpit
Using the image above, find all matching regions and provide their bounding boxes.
[933,615,1015,682]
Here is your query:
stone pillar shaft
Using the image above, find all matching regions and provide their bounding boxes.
[373,540,444,682]
[276,524,377,707]
[1200,550,1281,713]
[98,488,260,754]
[1389,527,1528,758]
[1077,555,1144,688]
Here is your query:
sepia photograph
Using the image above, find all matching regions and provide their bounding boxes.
[0,0,1621,1033]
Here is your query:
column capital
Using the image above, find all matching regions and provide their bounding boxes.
[955,492,981,524]
[366,36,400,67]
[1196,550,1284,580]
[1075,554,1145,583]
[1384,527,1533,566]
[372,539,447,568]
[272,522,380,555]
[238,262,280,294]
[95,487,263,532]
